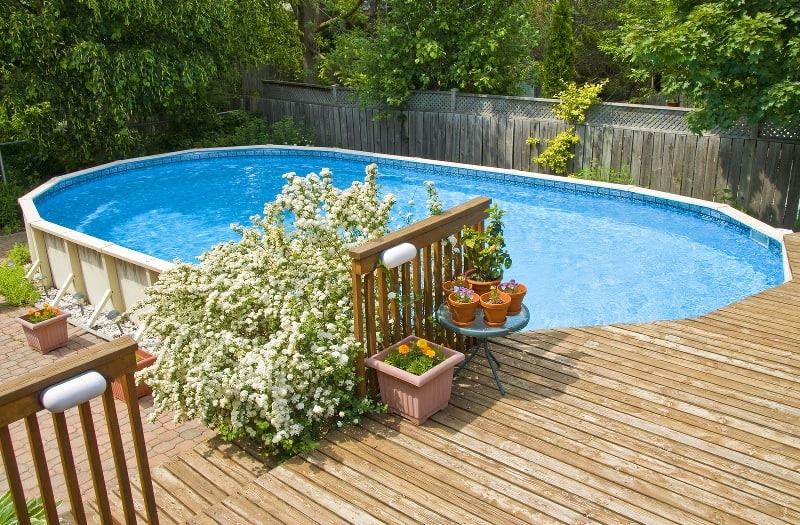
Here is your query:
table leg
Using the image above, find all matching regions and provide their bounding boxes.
[455,340,482,376]
[482,339,505,395]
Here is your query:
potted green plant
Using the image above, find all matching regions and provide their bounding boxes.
[479,286,511,326]
[14,304,71,354]
[498,279,527,315]
[365,335,464,425]
[461,203,512,295]
[446,286,480,326]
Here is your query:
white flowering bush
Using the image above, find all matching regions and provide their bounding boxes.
[133,164,395,457]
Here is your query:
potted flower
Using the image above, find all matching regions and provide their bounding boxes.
[446,286,480,326]
[110,347,157,400]
[442,273,469,296]
[479,286,511,326]
[461,203,512,295]
[498,279,527,315]
[365,335,465,425]
[14,304,71,354]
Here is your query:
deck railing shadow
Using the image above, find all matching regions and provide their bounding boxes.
[349,196,491,397]
[0,336,158,524]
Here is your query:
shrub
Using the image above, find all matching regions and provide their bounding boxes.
[0,184,25,234]
[7,243,30,267]
[553,80,607,124]
[540,0,576,97]
[0,262,39,306]
[533,128,580,174]
[133,163,395,457]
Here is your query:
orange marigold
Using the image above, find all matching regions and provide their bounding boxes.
[398,344,410,355]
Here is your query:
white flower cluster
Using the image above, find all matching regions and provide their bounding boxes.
[133,163,394,456]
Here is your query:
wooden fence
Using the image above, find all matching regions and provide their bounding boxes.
[243,79,800,230]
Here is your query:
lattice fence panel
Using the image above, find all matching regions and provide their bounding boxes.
[454,95,557,120]
[760,121,800,141]
[406,92,452,112]
[586,104,692,134]
[709,119,753,138]
[261,82,338,106]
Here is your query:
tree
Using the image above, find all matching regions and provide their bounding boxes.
[604,0,800,131]
[540,0,576,97]
[323,0,539,108]
[288,0,365,83]
[0,0,300,169]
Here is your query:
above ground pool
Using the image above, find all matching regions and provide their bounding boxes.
[32,147,786,330]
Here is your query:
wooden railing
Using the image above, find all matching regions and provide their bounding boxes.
[0,336,157,524]
[349,196,491,397]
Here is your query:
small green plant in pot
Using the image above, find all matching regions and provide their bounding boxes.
[447,286,480,326]
[461,203,512,294]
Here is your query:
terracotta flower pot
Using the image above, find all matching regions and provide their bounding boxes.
[499,283,527,315]
[447,291,480,326]
[465,270,502,296]
[479,290,511,327]
[365,335,465,425]
[15,311,72,354]
[111,348,157,400]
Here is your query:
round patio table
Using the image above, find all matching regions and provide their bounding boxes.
[436,303,530,395]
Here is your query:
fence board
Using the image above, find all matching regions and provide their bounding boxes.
[620,128,634,178]
[445,114,458,162]
[782,144,800,229]
[501,117,514,169]
[739,140,757,208]
[610,128,623,173]
[483,118,497,167]
[673,134,688,195]
[513,120,530,171]
[678,135,694,196]
[468,114,483,166]
[761,143,783,224]
[648,132,664,192]
[693,136,711,200]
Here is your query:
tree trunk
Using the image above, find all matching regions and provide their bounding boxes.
[296,0,322,84]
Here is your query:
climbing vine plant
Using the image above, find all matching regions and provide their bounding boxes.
[529,80,607,174]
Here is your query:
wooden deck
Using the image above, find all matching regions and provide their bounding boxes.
[96,234,800,524]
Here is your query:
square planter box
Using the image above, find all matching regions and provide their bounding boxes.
[365,335,464,425]
[111,348,157,400]
[15,311,72,354]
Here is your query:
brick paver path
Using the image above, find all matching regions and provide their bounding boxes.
[0,233,216,517]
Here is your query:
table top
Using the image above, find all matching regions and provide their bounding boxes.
[436,303,530,338]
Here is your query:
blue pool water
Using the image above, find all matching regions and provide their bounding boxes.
[35,148,785,329]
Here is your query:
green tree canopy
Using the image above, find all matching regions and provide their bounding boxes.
[540,0,576,97]
[604,0,800,131]
[0,0,300,168]
[323,0,539,108]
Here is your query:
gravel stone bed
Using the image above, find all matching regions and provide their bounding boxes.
[41,288,160,353]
